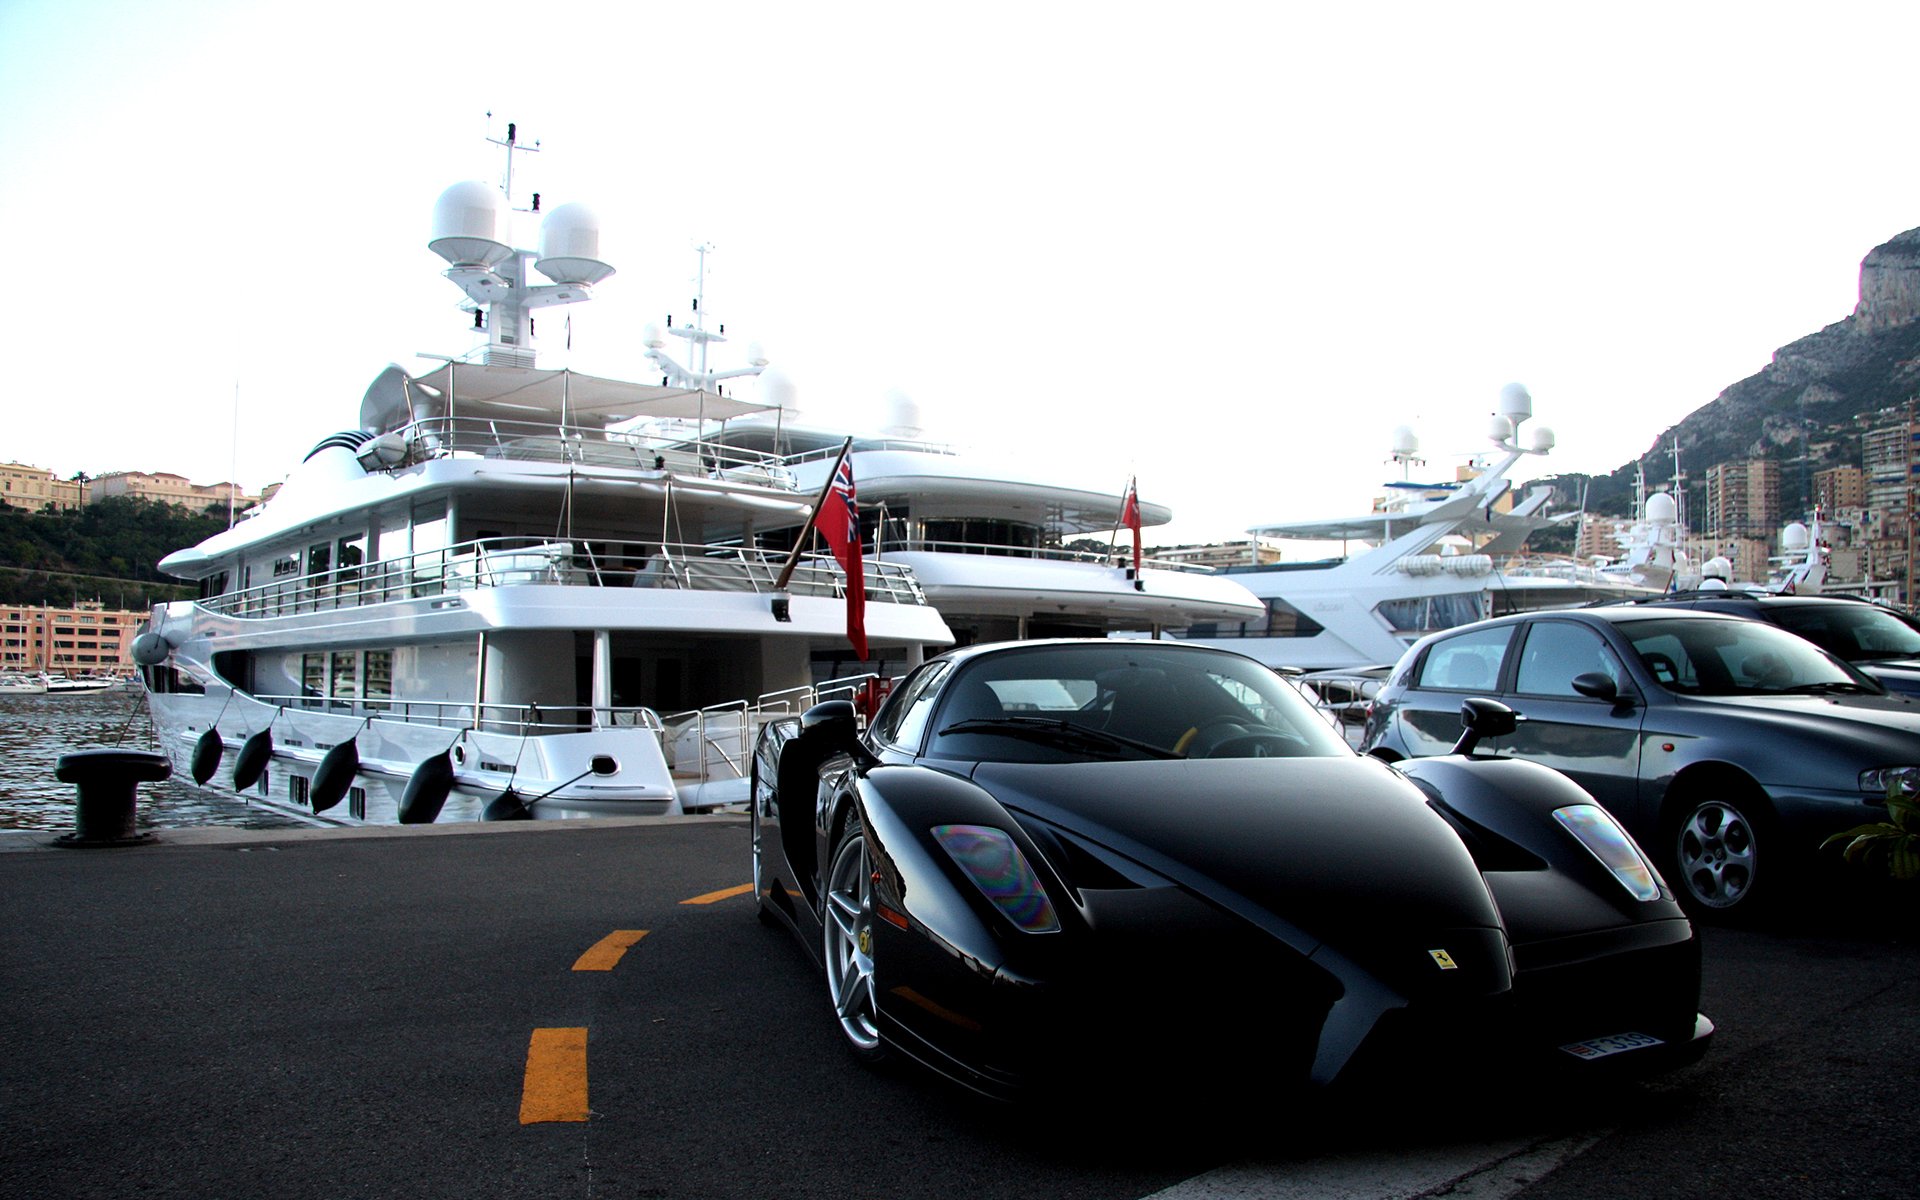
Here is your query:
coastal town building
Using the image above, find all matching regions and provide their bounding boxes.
[0,463,88,512]
[87,471,259,512]
[1,601,142,675]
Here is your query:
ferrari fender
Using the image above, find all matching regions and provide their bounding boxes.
[852,765,1048,978]
[1393,754,1690,934]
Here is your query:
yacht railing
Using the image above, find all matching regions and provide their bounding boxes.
[660,672,887,793]
[375,416,800,488]
[243,694,668,736]
[201,536,929,620]
[879,537,1218,573]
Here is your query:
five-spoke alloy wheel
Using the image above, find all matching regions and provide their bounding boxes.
[824,825,885,1060]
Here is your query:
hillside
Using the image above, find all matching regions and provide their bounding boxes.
[0,497,223,609]
[1528,227,1920,522]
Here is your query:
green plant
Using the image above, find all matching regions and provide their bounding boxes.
[1824,780,1920,880]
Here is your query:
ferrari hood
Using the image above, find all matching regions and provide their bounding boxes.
[969,756,1506,965]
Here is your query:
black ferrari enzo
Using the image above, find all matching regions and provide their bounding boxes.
[752,639,1712,1098]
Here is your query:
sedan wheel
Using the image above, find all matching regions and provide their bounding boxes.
[1671,798,1760,912]
[824,827,885,1060]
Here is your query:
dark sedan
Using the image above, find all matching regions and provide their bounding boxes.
[1360,606,1920,916]
[754,638,1709,1099]
[1632,590,1920,696]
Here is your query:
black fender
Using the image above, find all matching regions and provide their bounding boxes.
[1393,754,1690,936]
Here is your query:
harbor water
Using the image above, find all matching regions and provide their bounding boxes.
[0,687,311,832]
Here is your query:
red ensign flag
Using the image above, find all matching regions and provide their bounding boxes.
[818,456,868,659]
[1121,477,1143,579]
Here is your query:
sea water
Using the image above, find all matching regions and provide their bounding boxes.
[0,688,309,832]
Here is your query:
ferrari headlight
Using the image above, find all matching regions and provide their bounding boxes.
[1552,805,1661,902]
[932,824,1060,933]
[1859,766,1920,799]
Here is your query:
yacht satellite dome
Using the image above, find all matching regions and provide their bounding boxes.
[1645,491,1677,524]
[745,342,770,369]
[642,323,666,350]
[1497,382,1533,425]
[758,366,799,411]
[881,388,923,438]
[1527,425,1555,453]
[1488,414,1515,442]
[1782,521,1810,551]
[428,181,512,269]
[535,202,615,286]
[1389,424,1419,458]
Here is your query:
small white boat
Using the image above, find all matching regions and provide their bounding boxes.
[0,671,48,695]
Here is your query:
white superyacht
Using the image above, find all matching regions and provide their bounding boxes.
[137,152,951,825]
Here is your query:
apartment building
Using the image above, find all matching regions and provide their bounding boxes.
[0,463,88,512]
[1,601,143,674]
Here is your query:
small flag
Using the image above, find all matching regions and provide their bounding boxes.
[1121,477,1143,587]
[818,456,868,659]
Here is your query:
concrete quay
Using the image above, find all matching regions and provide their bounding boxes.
[2,818,1916,1199]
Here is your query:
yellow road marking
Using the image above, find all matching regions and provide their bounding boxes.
[680,883,753,905]
[519,1027,589,1124]
[572,929,649,971]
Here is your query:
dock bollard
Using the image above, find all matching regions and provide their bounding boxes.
[52,749,172,847]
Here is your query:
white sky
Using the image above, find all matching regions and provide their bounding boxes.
[2,1,1916,546]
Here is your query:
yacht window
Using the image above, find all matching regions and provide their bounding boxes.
[302,653,326,700]
[308,541,332,578]
[330,651,359,701]
[270,552,300,578]
[364,649,393,711]
[1376,593,1488,636]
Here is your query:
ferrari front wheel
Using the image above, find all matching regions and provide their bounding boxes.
[824,823,886,1061]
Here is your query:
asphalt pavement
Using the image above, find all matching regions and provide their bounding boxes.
[1,819,1914,1200]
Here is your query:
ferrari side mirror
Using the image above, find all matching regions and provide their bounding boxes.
[1452,697,1518,756]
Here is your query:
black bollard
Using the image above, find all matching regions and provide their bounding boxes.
[52,749,172,847]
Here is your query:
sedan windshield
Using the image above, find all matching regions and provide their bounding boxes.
[1769,604,1920,664]
[925,644,1355,763]
[1625,617,1882,697]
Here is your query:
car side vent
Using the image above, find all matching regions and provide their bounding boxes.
[1425,799,1548,872]
[1018,820,1157,894]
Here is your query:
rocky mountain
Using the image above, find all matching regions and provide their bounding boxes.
[1532,228,1920,522]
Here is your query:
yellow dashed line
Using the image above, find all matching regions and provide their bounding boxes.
[572,929,649,971]
[680,882,753,905]
[519,1027,589,1123]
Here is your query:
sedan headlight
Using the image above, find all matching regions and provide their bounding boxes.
[932,824,1060,933]
[1859,766,1920,799]
[1553,805,1661,902]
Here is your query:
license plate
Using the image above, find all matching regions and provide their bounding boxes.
[1559,1031,1664,1060]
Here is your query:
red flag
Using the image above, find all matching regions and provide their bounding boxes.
[1121,476,1143,579]
[818,455,868,659]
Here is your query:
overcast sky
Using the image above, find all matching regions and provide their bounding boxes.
[2,1,1915,545]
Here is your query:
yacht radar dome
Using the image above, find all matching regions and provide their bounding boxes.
[757,366,798,412]
[535,202,615,286]
[881,388,923,438]
[1645,491,1678,525]
[1488,414,1515,442]
[428,181,512,269]
[1527,425,1555,453]
[1496,382,1533,427]
[642,323,666,350]
[1389,424,1420,459]
[1782,521,1810,551]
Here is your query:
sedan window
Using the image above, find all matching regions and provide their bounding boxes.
[1514,622,1628,697]
[1624,617,1876,696]
[1414,625,1515,691]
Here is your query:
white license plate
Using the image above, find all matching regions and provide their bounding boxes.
[1559,1031,1664,1060]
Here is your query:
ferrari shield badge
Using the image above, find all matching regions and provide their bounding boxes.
[1428,949,1459,970]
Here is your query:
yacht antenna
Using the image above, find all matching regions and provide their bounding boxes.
[642,245,770,392]
[485,113,541,209]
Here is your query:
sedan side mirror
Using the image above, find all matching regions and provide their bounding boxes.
[1570,671,1625,704]
[1451,697,1518,756]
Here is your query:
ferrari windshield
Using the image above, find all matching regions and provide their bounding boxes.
[1624,616,1881,697]
[924,644,1354,763]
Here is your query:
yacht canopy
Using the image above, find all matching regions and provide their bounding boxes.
[361,363,775,433]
